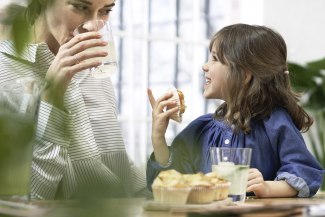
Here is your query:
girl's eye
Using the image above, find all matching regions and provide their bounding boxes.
[212,55,219,62]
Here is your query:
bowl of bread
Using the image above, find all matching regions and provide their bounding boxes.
[152,170,230,205]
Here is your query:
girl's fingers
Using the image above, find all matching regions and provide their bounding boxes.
[147,89,178,119]
[247,183,262,192]
[247,178,259,187]
[248,168,262,180]
[156,107,178,122]
[248,172,257,181]
[156,92,173,105]
[147,88,156,108]
[164,106,178,116]
[156,100,177,113]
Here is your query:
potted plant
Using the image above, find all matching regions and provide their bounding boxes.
[289,58,325,191]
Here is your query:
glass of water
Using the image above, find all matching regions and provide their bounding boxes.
[210,147,252,203]
[73,20,118,78]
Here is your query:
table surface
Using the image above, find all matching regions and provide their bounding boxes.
[1,192,324,217]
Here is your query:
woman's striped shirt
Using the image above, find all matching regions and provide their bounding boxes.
[0,40,148,199]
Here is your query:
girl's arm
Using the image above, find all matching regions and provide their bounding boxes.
[247,168,297,198]
[147,88,178,166]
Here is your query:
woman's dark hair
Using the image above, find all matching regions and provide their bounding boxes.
[210,23,313,134]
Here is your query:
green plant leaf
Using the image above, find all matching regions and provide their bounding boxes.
[2,4,31,54]
[307,58,325,70]
[288,63,318,90]
[11,8,31,54]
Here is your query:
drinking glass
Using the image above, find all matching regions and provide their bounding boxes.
[73,19,118,78]
[210,147,252,203]
[0,77,44,201]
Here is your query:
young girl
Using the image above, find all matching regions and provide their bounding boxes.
[147,23,324,198]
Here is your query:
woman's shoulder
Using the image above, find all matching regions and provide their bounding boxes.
[0,40,15,52]
[0,40,49,59]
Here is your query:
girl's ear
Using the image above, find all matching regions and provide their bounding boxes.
[244,71,252,84]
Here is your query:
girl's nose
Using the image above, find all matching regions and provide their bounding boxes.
[202,63,209,72]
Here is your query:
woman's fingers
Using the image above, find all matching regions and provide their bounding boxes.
[74,48,107,63]
[51,35,108,80]
[57,32,108,70]
[68,60,102,75]
[65,31,102,49]
[70,38,107,57]
[59,39,107,69]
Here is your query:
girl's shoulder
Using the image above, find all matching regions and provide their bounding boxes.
[264,107,294,126]
[180,113,229,135]
[255,107,299,134]
[188,113,220,128]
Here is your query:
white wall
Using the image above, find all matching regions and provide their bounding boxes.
[263,0,325,64]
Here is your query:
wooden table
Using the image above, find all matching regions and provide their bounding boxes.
[1,192,324,217]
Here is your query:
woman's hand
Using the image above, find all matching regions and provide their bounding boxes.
[147,88,178,165]
[247,168,270,197]
[43,32,108,110]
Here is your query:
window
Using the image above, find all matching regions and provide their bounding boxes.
[110,0,263,167]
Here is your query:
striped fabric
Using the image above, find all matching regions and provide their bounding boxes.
[0,40,149,199]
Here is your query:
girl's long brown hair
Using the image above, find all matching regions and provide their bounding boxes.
[210,24,313,134]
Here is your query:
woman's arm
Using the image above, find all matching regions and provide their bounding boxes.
[31,101,71,199]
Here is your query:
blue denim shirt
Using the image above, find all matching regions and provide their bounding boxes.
[147,108,324,197]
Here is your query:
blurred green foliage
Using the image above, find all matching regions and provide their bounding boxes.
[1,3,31,54]
[289,58,325,190]
[0,113,35,196]
[289,58,325,110]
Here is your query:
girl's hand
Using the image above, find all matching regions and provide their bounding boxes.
[246,168,270,197]
[147,88,178,165]
[247,168,298,198]
[147,88,178,141]
[43,32,108,109]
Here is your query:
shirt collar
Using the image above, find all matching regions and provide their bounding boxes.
[0,40,50,63]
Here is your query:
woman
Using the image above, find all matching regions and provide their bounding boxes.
[147,24,324,198]
[0,0,148,199]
